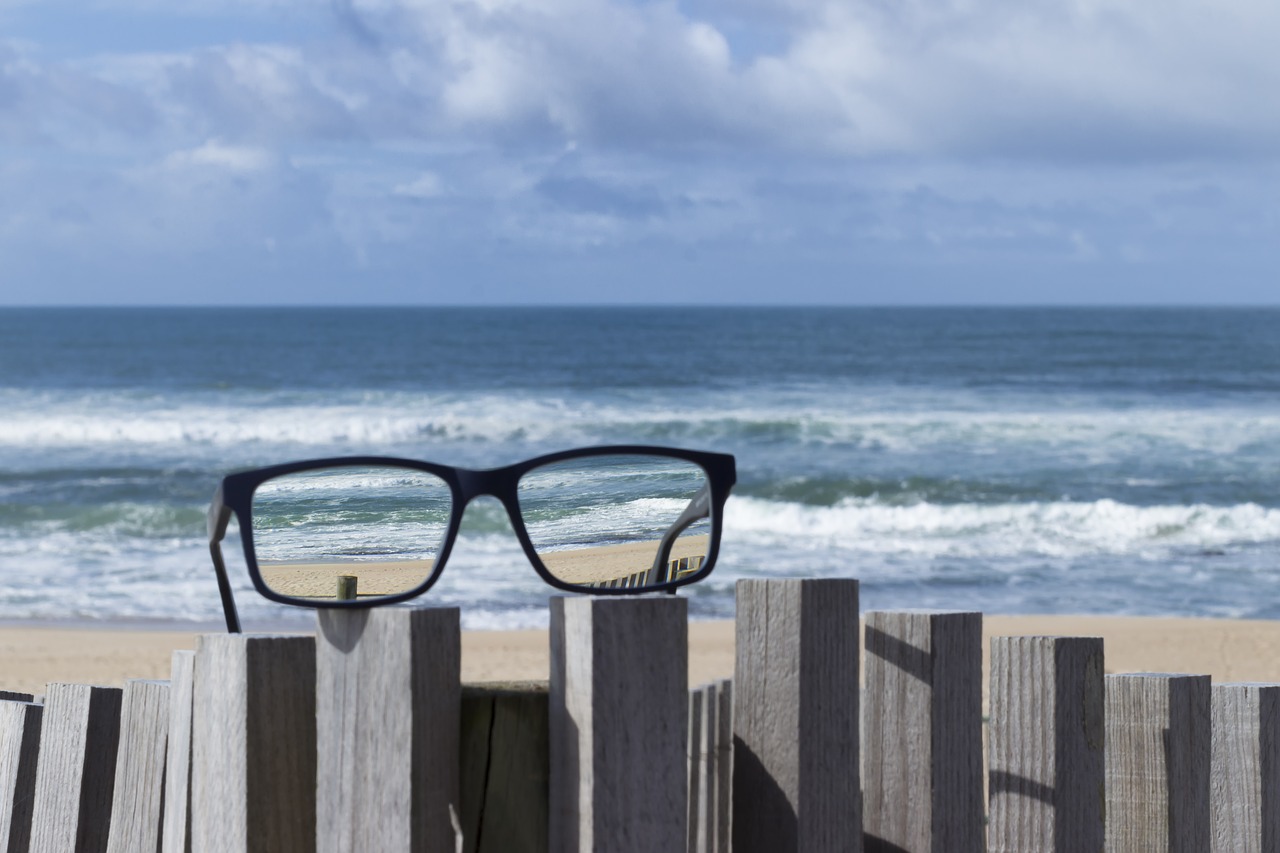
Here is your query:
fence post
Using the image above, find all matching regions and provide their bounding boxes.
[162,650,195,853]
[314,607,461,853]
[29,683,124,853]
[1210,682,1280,852]
[190,634,316,853]
[687,686,705,853]
[733,578,861,853]
[549,595,688,853]
[106,679,171,853]
[988,636,1105,852]
[689,679,730,853]
[863,611,983,853]
[0,699,42,853]
[1105,673,1210,852]
[714,679,732,853]
[459,682,549,853]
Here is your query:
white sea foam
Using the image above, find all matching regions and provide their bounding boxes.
[2,388,1279,460]
[724,496,1280,560]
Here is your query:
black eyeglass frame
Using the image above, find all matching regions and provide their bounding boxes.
[208,445,737,633]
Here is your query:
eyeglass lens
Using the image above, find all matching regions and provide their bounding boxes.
[250,466,451,601]
[517,454,711,589]
[248,454,713,602]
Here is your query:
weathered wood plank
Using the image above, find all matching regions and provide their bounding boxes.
[459,682,549,853]
[863,610,983,853]
[29,683,124,853]
[315,607,461,853]
[1105,673,1211,853]
[0,699,42,853]
[1210,682,1280,852]
[106,679,171,853]
[692,681,721,853]
[714,679,732,853]
[988,635,1105,853]
[733,579,861,853]
[190,635,315,853]
[161,651,194,853]
[687,687,705,853]
[549,595,688,853]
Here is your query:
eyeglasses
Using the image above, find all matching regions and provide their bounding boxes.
[207,445,736,632]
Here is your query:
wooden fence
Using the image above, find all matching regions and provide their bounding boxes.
[0,578,1274,851]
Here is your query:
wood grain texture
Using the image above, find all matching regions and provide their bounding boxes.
[549,596,688,853]
[987,636,1105,853]
[863,611,983,853]
[1210,683,1280,853]
[714,679,732,853]
[693,683,718,853]
[0,700,42,853]
[29,683,123,853]
[1105,673,1211,853]
[459,682,549,853]
[314,607,461,853]
[686,687,704,853]
[732,579,861,853]
[191,635,315,853]
[161,651,194,853]
[105,680,170,853]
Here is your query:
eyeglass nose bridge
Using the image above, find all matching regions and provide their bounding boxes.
[454,466,523,512]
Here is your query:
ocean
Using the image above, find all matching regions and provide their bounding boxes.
[1,306,1278,630]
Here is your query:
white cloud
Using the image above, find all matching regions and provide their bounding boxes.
[393,171,444,198]
[164,139,273,172]
[3,0,1280,304]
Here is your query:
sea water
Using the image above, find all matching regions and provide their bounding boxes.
[1,306,1278,629]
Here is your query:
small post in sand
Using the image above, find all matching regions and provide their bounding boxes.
[335,575,357,601]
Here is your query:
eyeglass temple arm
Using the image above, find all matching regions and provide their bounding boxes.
[208,485,243,634]
[647,482,713,585]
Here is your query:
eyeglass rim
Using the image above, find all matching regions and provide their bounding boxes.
[209,444,737,631]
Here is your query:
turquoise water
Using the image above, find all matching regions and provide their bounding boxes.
[2,306,1279,628]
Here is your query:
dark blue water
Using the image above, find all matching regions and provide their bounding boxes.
[2,306,1278,627]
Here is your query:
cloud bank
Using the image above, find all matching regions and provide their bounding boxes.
[2,0,1278,303]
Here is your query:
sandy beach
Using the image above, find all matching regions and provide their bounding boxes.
[258,535,713,600]
[4,612,1280,697]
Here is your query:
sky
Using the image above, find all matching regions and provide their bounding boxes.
[1,0,1278,305]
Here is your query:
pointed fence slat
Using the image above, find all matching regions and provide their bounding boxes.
[315,607,461,853]
[549,595,688,853]
[732,579,861,853]
[0,699,42,853]
[29,683,124,853]
[988,636,1105,853]
[1210,682,1280,852]
[190,635,315,853]
[863,610,984,853]
[1105,673,1211,853]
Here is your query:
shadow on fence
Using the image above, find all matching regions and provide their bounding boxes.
[0,578,1273,851]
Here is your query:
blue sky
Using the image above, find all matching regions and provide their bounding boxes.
[2,0,1278,305]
